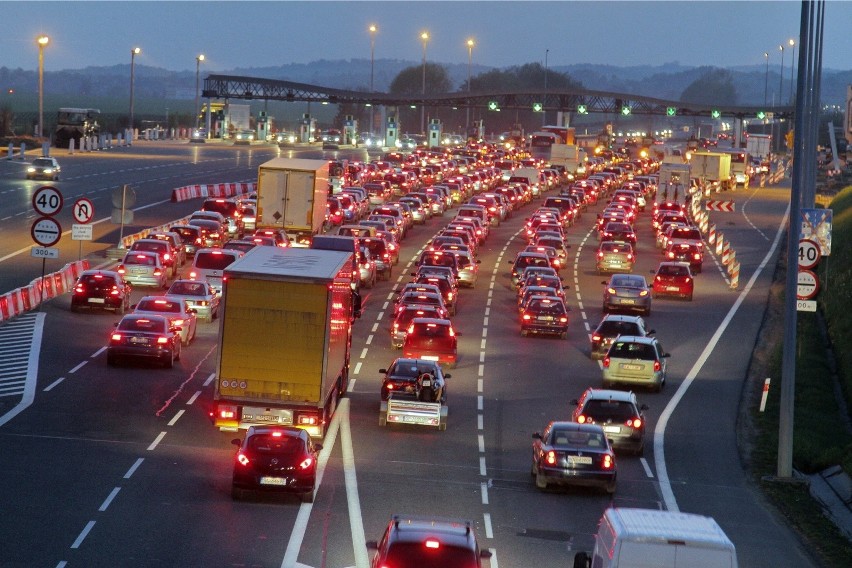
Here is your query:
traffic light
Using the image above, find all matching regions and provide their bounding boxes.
[532,102,543,112]
[711,109,721,119]
[577,104,588,114]
[666,107,677,117]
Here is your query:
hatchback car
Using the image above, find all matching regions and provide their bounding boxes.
[117,251,168,289]
[402,318,459,368]
[510,252,552,286]
[602,335,670,392]
[189,248,244,294]
[596,241,635,275]
[70,270,132,314]
[571,388,648,455]
[169,224,204,257]
[27,157,61,180]
[361,236,392,281]
[602,274,652,316]
[107,314,181,368]
[589,314,654,360]
[130,238,178,279]
[166,279,220,322]
[131,296,198,345]
[531,421,617,494]
[664,241,704,273]
[367,515,491,568]
[391,305,447,349]
[230,426,322,503]
[520,296,569,339]
[651,261,695,301]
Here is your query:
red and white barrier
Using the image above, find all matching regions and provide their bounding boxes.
[722,240,731,266]
[708,224,716,246]
[171,182,256,202]
[0,259,91,324]
[716,233,724,256]
[729,261,740,290]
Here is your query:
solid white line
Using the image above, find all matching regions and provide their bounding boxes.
[147,431,167,451]
[655,201,789,513]
[483,513,494,538]
[98,487,121,511]
[481,482,489,505]
[341,400,370,568]
[90,346,106,358]
[167,409,185,426]
[640,457,654,478]
[124,458,144,479]
[70,521,96,549]
[203,373,216,387]
[43,377,66,392]
[186,391,201,405]
[280,397,343,568]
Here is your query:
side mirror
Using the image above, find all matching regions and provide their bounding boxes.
[647,329,656,335]
[640,404,649,411]
[366,540,379,551]
[570,399,579,406]
[480,549,493,559]
[443,373,451,380]
[313,444,323,452]
[378,369,388,374]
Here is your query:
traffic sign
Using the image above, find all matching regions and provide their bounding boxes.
[31,216,62,247]
[797,238,821,270]
[73,197,95,224]
[112,184,136,208]
[705,200,735,212]
[31,246,59,259]
[32,186,63,216]
[797,300,817,312]
[72,223,93,241]
[796,270,819,300]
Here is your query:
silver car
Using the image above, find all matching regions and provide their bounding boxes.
[189,248,244,295]
[602,274,651,316]
[118,251,168,289]
[166,279,220,323]
[131,295,198,345]
[602,335,670,392]
[596,241,635,275]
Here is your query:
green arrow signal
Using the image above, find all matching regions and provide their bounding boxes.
[756,111,766,120]
[532,102,543,112]
[666,107,676,117]
[711,109,721,119]
[621,106,631,116]
[488,101,498,111]
[577,104,588,114]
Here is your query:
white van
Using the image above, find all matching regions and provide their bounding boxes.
[189,248,245,295]
[574,508,738,568]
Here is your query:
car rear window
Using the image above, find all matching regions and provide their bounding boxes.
[79,274,118,289]
[528,298,566,315]
[194,251,239,270]
[169,281,208,296]
[118,318,166,333]
[247,434,302,454]
[202,200,238,217]
[658,265,690,276]
[583,400,637,422]
[599,321,641,336]
[610,341,657,360]
[551,429,606,449]
[125,254,157,266]
[135,299,181,313]
[131,241,167,253]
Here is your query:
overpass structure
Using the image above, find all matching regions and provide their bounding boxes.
[202,74,794,120]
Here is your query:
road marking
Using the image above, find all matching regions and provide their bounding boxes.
[370,323,379,333]
[353,362,362,375]
[124,458,144,479]
[477,396,483,410]
[483,513,493,538]
[478,414,484,430]
[147,431,167,451]
[479,457,486,476]
[478,364,484,377]
[481,482,490,505]
[203,373,215,387]
[477,378,483,392]
[70,520,96,549]
[98,487,121,511]
[167,409,185,426]
[478,434,485,452]
[69,360,88,374]
[91,347,106,358]
[186,391,201,405]
[359,348,368,359]
[348,379,356,392]
[0,313,44,427]
[340,400,370,568]
[43,377,66,391]
[640,457,654,478]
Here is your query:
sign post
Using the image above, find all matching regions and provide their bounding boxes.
[30,186,64,310]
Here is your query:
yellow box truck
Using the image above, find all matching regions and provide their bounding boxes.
[212,246,355,438]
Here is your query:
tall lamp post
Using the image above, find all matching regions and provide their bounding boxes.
[466,38,475,131]
[369,25,377,135]
[37,35,49,139]
[543,49,549,126]
[194,54,205,131]
[129,47,141,136]
[788,38,796,104]
[420,31,429,135]
[778,44,785,107]
[763,51,769,107]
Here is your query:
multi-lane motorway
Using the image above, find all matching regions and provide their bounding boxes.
[0,141,816,567]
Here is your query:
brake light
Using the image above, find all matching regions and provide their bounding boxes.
[522,313,531,320]
[448,326,456,337]
[694,253,701,260]
[163,253,171,261]
[189,271,197,279]
[546,450,557,465]
[639,290,649,297]
[654,360,662,372]
[299,457,314,470]
[603,357,611,368]
[298,414,319,426]
[117,266,126,274]
[559,316,568,323]
[425,539,441,549]
[602,454,614,469]
[627,418,642,429]
[236,452,250,466]
[153,269,162,276]
[577,415,589,424]
[592,334,601,342]
[110,333,122,342]
[157,336,169,345]
[75,284,85,293]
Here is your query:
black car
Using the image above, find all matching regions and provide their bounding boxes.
[531,421,617,494]
[520,296,569,339]
[571,388,648,455]
[230,426,322,502]
[379,358,449,402]
[367,515,492,568]
[70,270,132,313]
[106,314,181,368]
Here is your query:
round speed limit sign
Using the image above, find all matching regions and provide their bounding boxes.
[798,238,821,270]
[32,185,64,216]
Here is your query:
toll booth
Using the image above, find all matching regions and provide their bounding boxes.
[428,118,442,148]
[343,115,358,145]
[300,113,317,143]
[385,115,399,150]
[257,111,269,142]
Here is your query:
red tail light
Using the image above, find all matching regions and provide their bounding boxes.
[236,452,250,466]
[157,336,169,345]
[110,333,122,342]
[546,450,557,465]
[153,269,162,276]
[298,457,314,470]
[522,313,532,320]
[627,418,642,429]
[602,357,611,368]
[602,454,614,469]
[425,539,441,549]
[110,286,120,296]
[577,415,589,424]
[189,271,197,279]
[654,360,661,372]
[559,316,568,323]
[75,284,84,293]
[592,334,601,342]
[117,266,126,274]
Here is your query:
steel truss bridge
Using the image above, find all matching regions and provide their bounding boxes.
[203,74,794,120]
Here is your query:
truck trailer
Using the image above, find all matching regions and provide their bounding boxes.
[256,158,330,246]
[211,246,355,439]
[689,151,733,192]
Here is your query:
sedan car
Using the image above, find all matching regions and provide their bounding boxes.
[571,388,648,455]
[230,426,322,503]
[589,314,654,360]
[390,305,447,349]
[107,314,181,368]
[602,335,670,392]
[131,296,198,345]
[233,129,256,144]
[402,318,459,368]
[166,279,220,322]
[367,515,490,568]
[520,296,569,339]
[26,157,61,180]
[602,274,652,316]
[531,421,617,494]
[70,269,132,314]
[664,241,703,274]
[651,261,695,301]
[379,358,450,402]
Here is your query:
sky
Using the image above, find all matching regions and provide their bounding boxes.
[4,1,852,73]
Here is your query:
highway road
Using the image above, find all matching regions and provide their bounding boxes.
[0,142,817,568]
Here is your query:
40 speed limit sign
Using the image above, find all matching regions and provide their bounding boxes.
[32,185,64,216]
[798,238,821,270]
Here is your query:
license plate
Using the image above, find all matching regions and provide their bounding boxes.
[620,299,635,304]
[666,286,680,291]
[259,477,288,486]
[421,355,439,361]
[621,363,643,370]
[129,336,149,345]
[88,298,106,304]
[420,379,432,386]
[567,456,593,465]
[252,415,281,423]
[538,316,554,321]
[604,426,621,433]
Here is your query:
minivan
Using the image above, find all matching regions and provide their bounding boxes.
[189,248,244,294]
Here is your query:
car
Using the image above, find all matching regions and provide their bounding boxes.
[187,219,226,248]
[70,270,132,314]
[131,295,198,345]
[169,225,204,257]
[602,274,652,316]
[107,313,181,368]
[509,251,552,286]
[379,358,449,402]
[129,238,178,279]
[230,426,322,502]
[189,248,244,295]
[166,279,220,322]
[147,231,187,267]
[602,335,670,392]
[651,261,695,300]
[531,421,617,494]
[253,228,290,248]
[391,305,447,349]
[233,129,256,144]
[367,514,491,568]
[357,246,377,288]
[275,131,297,145]
[402,317,459,368]
[414,274,458,316]
[27,157,61,180]
[571,388,648,455]
[590,314,654,360]
[447,249,480,288]
[117,251,168,289]
[360,236,393,281]
[520,296,569,339]
[596,241,635,275]
[664,241,704,273]
[321,129,342,149]
[222,239,259,254]
[600,221,637,246]
[202,198,244,237]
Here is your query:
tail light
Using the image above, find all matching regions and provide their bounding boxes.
[174,319,185,326]
[236,452,250,466]
[694,253,701,260]
[626,418,642,429]
[157,336,169,345]
[117,265,126,274]
[163,253,171,261]
[639,290,649,297]
[110,333,122,342]
[577,415,589,424]
[602,454,614,469]
[522,313,531,320]
[425,539,441,550]
[627,254,634,261]
[602,357,611,368]
[190,271,197,279]
[592,334,601,342]
[297,414,319,426]
[448,327,456,337]
[75,284,85,293]
[654,360,662,372]
[545,450,557,465]
[110,286,120,296]
[559,316,568,323]
[154,269,163,276]
[299,457,314,470]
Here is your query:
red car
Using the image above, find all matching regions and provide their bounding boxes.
[402,318,459,368]
[651,261,694,301]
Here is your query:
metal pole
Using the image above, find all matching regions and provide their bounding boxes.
[421,32,428,135]
[543,49,549,126]
[37,36,49,139]
[789,42,796,104]
[130,47,140,135]
[466,39,474,131]
[194,54,204,130]
[779,44,785,109]
[369,25,376,135]
[119,184,128,248]
[764,52,769,108]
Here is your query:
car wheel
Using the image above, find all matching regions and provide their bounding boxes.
[535,472,548,490]
[635,444,645,457]
[70,303,80,313]
[520,329,528,337]
[606,478,617,495]
[560,331,568,340]
[301,490,315,504]
[651,291,657,299]
[687,293,693,302]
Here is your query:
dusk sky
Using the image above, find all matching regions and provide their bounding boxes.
[5,1,851,73]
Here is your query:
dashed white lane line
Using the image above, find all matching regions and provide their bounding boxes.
[353,362,362,375]
[481,482,490,505]
[167,409,185,426]
[68,360,87,374]
[70,521,96,549]
[123,458,144,479]
[147,431,167,451]
[98,487,121,512]
[43,377,65,391]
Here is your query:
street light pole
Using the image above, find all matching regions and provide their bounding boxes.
[369,25,377,135]
[129,47,141,137]
[37,35,49,139]
[194,54,205,131]
[543,49,549,126]
[788,38,796,104]
[778,44,785,107]
[763,52,769,107]
[421,31,429,135]
[466,38,474,131]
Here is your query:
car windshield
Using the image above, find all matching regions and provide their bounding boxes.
[389,361,439,378]
[550,429,606,449]
[169,281,207,296]
[247,434,303,455]
[583,400,638,422]
[136,299,181,313]
[610,341,657,360]
[118,318,166,333]
[194,252,238,270]
[33,158,54,167]
[383,543,478,567]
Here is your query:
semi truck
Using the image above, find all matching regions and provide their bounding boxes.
[256,158,329,246]
[211,246,356,439]
[689,151,733,193]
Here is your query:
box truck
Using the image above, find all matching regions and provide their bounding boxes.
[550,144,588,180]
[211,247,356,439]
[574,507,738,568]
[256,158,329,246]
[689,151,733,192]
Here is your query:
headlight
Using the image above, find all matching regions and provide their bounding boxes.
[27,167,36,173]
[44,168,53,173]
